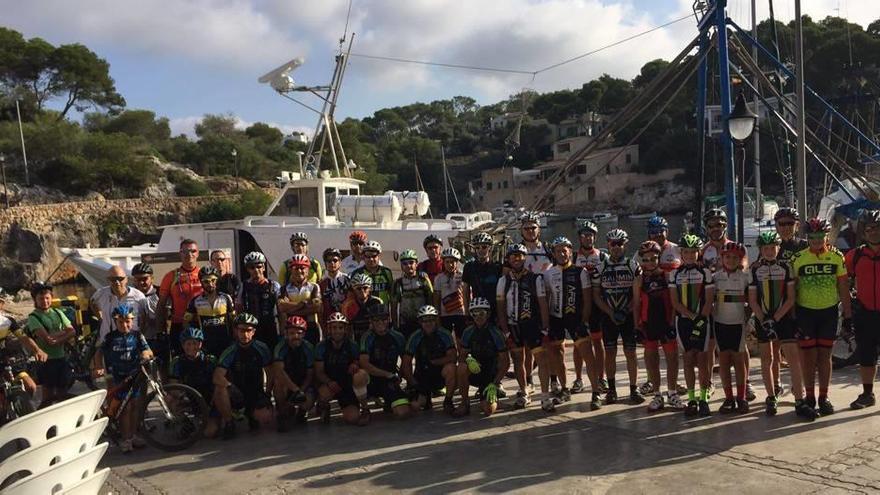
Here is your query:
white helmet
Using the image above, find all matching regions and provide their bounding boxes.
[243,251,266,266]
[469,297,491,313]
[363,240,382,253]
[606,228,629,242]
[351,273,373,288]
[417,305,439,319]
[326,312,348,324]
[441,247,461,260]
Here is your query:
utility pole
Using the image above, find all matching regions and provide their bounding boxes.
[751,0,763,221]
[15,100,29,186]
[794,0,808,221]
[441,145,449,214]
[0,154,8,208]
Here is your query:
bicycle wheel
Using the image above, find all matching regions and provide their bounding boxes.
[140,383,209,452]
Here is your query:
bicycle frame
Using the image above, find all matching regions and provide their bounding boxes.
[106,360,175,424]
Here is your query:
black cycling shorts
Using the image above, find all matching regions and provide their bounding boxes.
[755,316,796,344]
[855,309,880,367]
[229,384,272,413]
[642,318,676,345]
[326,376,358,409]
[509,323,542,350]
[37,358,71,389]
[714,322,747,353]
[367,377,408,407]
[414,366,446,395]
[549,317,577,342]
[441,315,468,339]
[469,366,497,397]
[796,305,838,349]
[601,315,636,350]
[676,316,712,353]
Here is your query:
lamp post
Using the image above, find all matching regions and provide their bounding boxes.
[727,91,758,243]
[231,148,239,192]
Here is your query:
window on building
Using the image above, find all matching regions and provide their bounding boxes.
[588,186,596,200]
[576,164,586,174]
[487,182,493,191]
[557,142,571,153]
[502,180,509,189]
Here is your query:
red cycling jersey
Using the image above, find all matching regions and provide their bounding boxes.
[845,245,880,311]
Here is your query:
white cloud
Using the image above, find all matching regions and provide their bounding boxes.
[169,115,312,139]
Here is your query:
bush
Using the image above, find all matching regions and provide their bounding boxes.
[166,169,210,196]
[192,189,273,222]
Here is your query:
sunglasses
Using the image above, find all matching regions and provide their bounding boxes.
[134,276,151,282]
[212,257,227,262]
[247,263,265,269]
[325,258,341,263]
[355,286,371,291]
[350,241,365,246]
[707,223,726,229]
[470,309,489,316]
[181,249,198,254]
[291,241,307,246]
[609,241,625,247]
[364,254,379,259]
[776,221,796,227]
[108,276,126,283]
[522,226,538,231]
[647,230,665,236]
[641,256,660,263]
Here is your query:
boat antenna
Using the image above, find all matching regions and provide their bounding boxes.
[340,0,354,47]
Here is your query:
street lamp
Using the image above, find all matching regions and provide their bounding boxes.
[231,148,239,192]
[727,91,758,242]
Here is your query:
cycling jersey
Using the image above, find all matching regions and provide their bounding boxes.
[417,258,444,282]
[523,241,553,274]
[639,271,674,328]
[314,338,359,382]
[26,308,72,359]
[282,281,321,325]
[359,329,406,373]
[592,257,639,313]
[461,260,503,309]
[712,269,749,325]
[496,271,546,328]
[169,351,216,399]
[159,266,203,325]
[341,254,364,275]
[658,241,682,273]
[319,272,350,321]
[352,266,395,304]
[238,279,281,329]
[792,247,847,310]
[460,323,506,371]
[184,292,235,356]
[273,339,315,385]
[390,274,433,326]
[218,273,242,301]
[701,240,727,273]
[543,265,589,325]
[434,270,465,317]
[668,264,714,315]
[404,328,455,371]
[139,285,160,340]
[341,295,383,340]
[574,247,608,272]
[748,259,794,316]
[217,340,272,390]
[845,244,880,312]
[780,238,809,267]
[101,330,151,380]
[278,256,323,286]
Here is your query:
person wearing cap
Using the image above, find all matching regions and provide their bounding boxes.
[519,213,553,275]
[168,327,220,437]
[454,298,508,417]
[357,304,411,421]
[184,266,236,357]
[131,263,165,366]
[352,241,395,304]
[90,265,146,343]
[433,247,467,340]
[278,232,323,286]
[157,239,203,356]
[342,230,369,274]
[573,220,609,395]
[342,273,384,341]
[210,250,242,302]
[278,254,323,347]
[319,247,351,325]
[417,235,445,282]
[27,282,76,408]
[273,315,316,431]
[390,249,433,338]
[402,305,458,414]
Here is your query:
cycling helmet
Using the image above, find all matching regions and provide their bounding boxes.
[441,247,461,260]
[578,219,599,235]
[703,208,727,225]
[679,233,704,250]
[367,303,390,318]
[551,236,572,248]
[349,230,367,242]
[180,327,205,343]
[720,241,747,258]
[111,303,135,318]
[506,243,528,256]
[30,281,53,298]
[243,251,266,266]
[861,209,880,226]
[285,315,307,329]
[472,232,493,245]
[646,215,669,231]
[520,212,541,226]
[804,217,831,234]
[774,207,799,222]
[288,254,310,268]
[757,231,782,246]
[289,231,309,243]
[363,240,382,253]
[131,262,153,276]
[233,312,259,327]
[399,249,419,262]
[323,247,342,261]
[198,266,220,281]
[417,305,439,319]
[606,228,629,242]
[638,240,662,256]
[469,297,491,313]
[327,312,348,324]
[423,234,443,248]
[350,273,373,288]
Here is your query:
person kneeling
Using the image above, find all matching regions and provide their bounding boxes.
[402,305,457,414]
[455,298,508,417]
[357,304,411,423]
[168,327,220,437]
[315,312,364,425]
[273,316,317,432]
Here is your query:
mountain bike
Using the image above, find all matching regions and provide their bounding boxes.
[0,350,35,425]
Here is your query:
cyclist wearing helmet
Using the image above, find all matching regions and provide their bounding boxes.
[847,210,880,410]
[352,241,395,304]
[461,233,503,317]
[357,304,411,422]
[214,313,274,438]
[158,239,203,355]
[184,266,236,357]
[238,252,283,352]
[402,305,457,414]
[573,219,609,394]
[314,312,362,425]
[418,235,445,282]
[278,232,323,286]
[434,247,467,339]
[633,241,683,412]
[454,298,508,417]
[713,242,750,415]
[273,316,316,431]
[701,208,729,272]
[647,216,681,273]
[169,327,220,437]
[90,265,146,343]
[496,243,550,409]
[342,273,384,341]
[279,254,322,346]
[791,218,851,418]
[27,282,76,408]
[319,248,350,324]
[342,230,369,274]
[775,207,808,265]
[592,228,643,404]
[519,213,553,274]
[93,303,153,452]
[131,263,164,365]
[748,231,803,417]
[390,249,434,338]
[543,236,594,410]
[669,234,715,418]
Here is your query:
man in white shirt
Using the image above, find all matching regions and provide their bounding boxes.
[89,265,146,343]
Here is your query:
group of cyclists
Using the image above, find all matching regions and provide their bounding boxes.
[6,204,880,453]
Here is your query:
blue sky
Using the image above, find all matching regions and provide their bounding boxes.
[3,0,878,137]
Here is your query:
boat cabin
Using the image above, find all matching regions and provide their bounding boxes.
[264,171,363,223]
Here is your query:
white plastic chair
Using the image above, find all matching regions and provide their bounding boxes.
[0,390,105,455]
[0,418,108,487]
[60,467,110,495]
[1,443,107,495]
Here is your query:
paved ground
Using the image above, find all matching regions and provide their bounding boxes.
[99,355,880,494]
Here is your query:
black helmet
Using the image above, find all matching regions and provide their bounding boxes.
[323,247,342,261]
[30,281,53,298]
[774,207,799,222]
[131,262,153,276]
[703,208,727,225]
[860,209,880,227]
[423,234,442,248]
